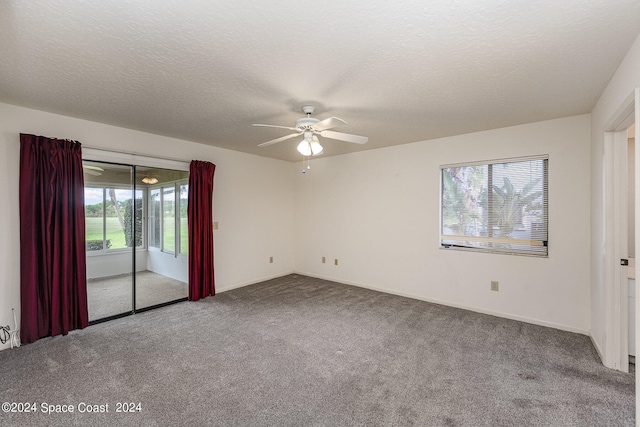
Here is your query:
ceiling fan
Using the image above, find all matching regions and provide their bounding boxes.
[253,106,368,156]
[82,163,104,176]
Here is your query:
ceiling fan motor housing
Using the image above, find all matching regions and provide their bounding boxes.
[295,117,320,130]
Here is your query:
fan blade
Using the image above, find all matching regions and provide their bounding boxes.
[83,164,103,176]
[252,124,299,132]
[320,130,368,144]
[312,117,346,131]
[258,133,301,147]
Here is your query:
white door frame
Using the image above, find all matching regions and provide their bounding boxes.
[602,88,639,375]
[604,126,629,371]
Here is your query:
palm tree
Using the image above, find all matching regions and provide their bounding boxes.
[486,177,542,238]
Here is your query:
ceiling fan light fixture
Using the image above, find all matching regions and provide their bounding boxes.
[297,140,313,156]
[310,140,323,156]
[255,106,367,157]
[297,134,323,157]
[142,176,158,184]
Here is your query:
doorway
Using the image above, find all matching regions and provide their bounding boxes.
[83,160,189,323]
[627,124,636,364]
[603,88,639,372]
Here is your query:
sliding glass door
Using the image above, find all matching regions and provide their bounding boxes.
[136,171,189,310]
[83,160,189,323]
[84,162,135,321]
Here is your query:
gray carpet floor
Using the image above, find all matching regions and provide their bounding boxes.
[87,270,187,321]
[0,274,634,426]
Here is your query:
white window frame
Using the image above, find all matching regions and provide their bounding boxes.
[439,155,549,257]
[148,179,188,259]
[85,184,147,256]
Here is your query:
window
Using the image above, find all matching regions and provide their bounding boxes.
[440,156,548,256]
[149,188,161,248]
[148,180,188,256]
[85,186,144,253]
[163,187,175,253]
[179,184,189,255]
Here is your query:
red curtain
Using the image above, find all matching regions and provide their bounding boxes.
[19,134,89,344]
[188,160,216,301]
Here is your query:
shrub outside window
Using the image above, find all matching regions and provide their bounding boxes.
[440,156,548,257]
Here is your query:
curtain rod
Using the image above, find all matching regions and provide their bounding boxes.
[81,145,191,165]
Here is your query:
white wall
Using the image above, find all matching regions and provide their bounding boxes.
[146,250,187,282]
[86,252,148,279]
[590,33,640,361]
[0,103,295,350]
[294,114,591,333]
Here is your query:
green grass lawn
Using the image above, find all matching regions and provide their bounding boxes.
[163,218,175,252]
[84,217,104,241]
[85,216,126,249]
[86,216,188,252]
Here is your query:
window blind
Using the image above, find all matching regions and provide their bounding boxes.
[440,156,548,257]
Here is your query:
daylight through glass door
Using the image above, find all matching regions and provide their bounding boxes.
[83,160,189,322]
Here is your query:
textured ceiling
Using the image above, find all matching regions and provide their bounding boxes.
[1,1,640,162]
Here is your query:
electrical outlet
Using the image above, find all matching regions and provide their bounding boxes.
[491,281,499,292]
[322,256,326,263]
[213,221,219,230]
[269,256,273,264]
[334,259,339,266]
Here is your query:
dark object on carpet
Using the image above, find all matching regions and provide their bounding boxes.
[0,274,634,426]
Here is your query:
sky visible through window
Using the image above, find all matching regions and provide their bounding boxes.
[84,188,103,205]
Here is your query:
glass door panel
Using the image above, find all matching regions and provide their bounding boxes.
[83,161,189,321]
[83,161,134,322]
[136,168,189,310]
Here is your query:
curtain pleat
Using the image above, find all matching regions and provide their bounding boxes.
[188,160,216,301]
[19,134,89,344]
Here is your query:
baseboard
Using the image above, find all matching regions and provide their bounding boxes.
[294,270,590,336]
[590,333,605,365]
[215,270,295,294]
